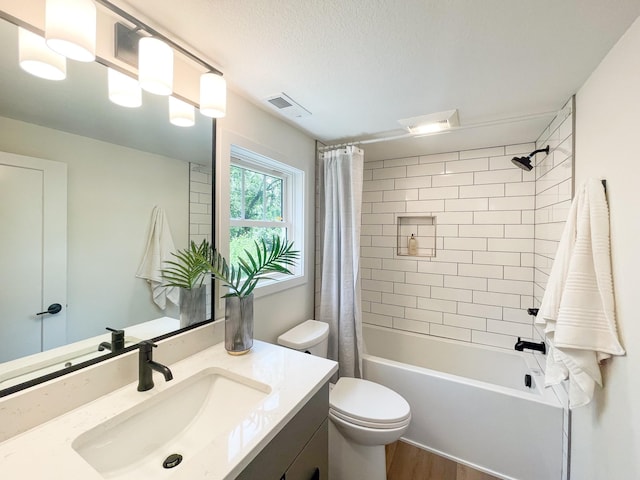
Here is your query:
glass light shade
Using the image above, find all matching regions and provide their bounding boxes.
[108,68,142,108]
[199,73,226,118]
[18,28,67,81]
[169,97,195,127]
[138,37,173,96]
[45,0,96,62]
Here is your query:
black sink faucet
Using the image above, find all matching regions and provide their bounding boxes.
[137,341,173,392]
[98,327,126,352]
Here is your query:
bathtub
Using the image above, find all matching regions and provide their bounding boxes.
[362,324,563,480]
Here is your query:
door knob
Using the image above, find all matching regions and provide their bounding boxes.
[36,303,62,315]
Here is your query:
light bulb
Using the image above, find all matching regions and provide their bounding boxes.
[108,68,142,108]
[169,97,195,127]
[138,37,173,96]
[45,0,96,62]
[199,72,226,118]
[19,28,67,80]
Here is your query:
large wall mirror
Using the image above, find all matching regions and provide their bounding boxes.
[0,16,215,395]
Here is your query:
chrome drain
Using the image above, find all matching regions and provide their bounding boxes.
[163,453,183,469]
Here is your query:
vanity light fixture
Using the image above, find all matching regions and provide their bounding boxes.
[199,72,226,118]
[398,109,460,135]
[113,19,226,117]
[138,36,174,96]
[107,67,142,108]
[18,28,67,81]
[11,0,227,122]
[45,0,96,62]
[169,96,195,127]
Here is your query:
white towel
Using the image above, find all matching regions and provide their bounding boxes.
[537,179,624,408]
[136,206,180,309]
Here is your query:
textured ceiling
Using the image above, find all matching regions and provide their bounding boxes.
[116,0,640,153]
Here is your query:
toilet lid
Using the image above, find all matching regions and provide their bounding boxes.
[277,320,329,350]
[329,378,411,427]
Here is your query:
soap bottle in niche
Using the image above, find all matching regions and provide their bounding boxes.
[408,234,418,255]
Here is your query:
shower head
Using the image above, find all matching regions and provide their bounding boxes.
[511,156,533,171]
[511,145,550,172]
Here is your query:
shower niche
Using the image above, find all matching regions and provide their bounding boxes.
[396,214,436,257]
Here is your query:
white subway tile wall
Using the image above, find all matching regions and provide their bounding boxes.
[532,98,574,480]
[359,142,537,348]
[533,98,574,335]
[189,163,213,318]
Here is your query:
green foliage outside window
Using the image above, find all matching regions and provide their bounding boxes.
[230,164,287,268]
[230,165,283,221]
[230,227,286,266]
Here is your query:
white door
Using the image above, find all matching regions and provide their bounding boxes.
[0,152,67,363]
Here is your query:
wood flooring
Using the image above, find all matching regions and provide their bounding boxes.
[385,441,500,480]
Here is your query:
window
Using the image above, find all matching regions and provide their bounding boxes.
[229,163,287,265]
[229,145,304,291]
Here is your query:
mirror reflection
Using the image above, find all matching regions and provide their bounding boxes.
[0,18,213,390]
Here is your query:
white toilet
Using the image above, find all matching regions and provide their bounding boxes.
[277,320,411,480]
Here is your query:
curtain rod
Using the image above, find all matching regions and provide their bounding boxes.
[318,133,411,151]
[95,0,223,76]
[318,110,557,151]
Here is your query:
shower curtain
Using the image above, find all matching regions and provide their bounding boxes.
[318,145,364,378]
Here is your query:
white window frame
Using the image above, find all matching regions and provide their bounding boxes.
[230,155,292,240]
[223,142,305,301]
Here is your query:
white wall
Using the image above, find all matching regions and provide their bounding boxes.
[0,116,189,341]
[216,91,316,343]
[571,16,640,480]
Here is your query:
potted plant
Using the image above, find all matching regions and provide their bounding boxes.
[208,235,299,355]
[163,236,299,354]
[161,240,211,328]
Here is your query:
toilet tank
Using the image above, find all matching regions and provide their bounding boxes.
[277,320,329,358]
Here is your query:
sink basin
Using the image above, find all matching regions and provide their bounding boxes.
[72,368,271,478]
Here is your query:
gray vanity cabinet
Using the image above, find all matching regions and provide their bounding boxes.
[283,418,327,480]
[236,382,329,480]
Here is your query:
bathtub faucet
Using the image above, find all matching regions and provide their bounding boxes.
[514,337,546,355]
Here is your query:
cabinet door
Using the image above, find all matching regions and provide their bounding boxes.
[285,419,328,480]
[236,384,329,480]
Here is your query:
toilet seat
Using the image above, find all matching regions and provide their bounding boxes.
[329,378,411,429]
[329,408,410,429]
[328,409,410,446]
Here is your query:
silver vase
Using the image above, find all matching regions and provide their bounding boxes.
[225,294,254,355]
[179,285,206,328]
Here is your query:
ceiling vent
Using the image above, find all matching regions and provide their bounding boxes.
[398,109,459,135]
[265,93,311,118]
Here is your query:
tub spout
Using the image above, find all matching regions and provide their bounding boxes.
[514,337,546,354]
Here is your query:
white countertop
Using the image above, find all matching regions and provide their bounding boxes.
[0,340,337,479]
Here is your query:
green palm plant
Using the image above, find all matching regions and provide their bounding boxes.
[162,236,299,297]
[209,235,299,297]
[161,239,211,289]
